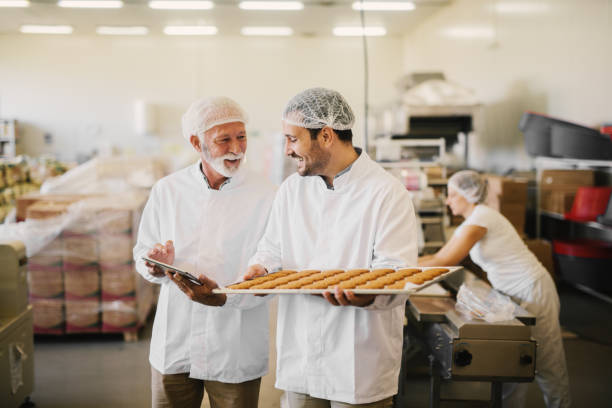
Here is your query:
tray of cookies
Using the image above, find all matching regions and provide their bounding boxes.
[213,266,462,295]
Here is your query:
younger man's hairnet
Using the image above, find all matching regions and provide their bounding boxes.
[282,87,355,130]
[181,96,248,141]
[448,170,488,204]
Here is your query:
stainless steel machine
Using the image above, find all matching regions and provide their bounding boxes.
[396,270,536,408]
[0,241,34,408]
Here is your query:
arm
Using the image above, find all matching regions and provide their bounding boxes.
[418,225,487,267]
[245,190,285,277]
[326,186,419,310]
[133,184,170,285]
[364,186,419,310]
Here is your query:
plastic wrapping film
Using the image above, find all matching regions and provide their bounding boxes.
[455,279,518,323]
[9,192,156,335]
[9,342,26,394]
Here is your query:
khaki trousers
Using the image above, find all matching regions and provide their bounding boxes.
[284,391,394,408]
[151,367,261,408]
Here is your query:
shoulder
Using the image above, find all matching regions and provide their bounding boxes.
[242,170,277,194]
[361,157,409,197]
[152,163,196,193]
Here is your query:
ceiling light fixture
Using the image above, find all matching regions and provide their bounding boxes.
[493,2,550,14]
[333,26,386,37]
[20,24,74,34]
[241,26,293,36]
[163,25,218,35]
[352,1,415,11]
[148,1,214,10]
[57,1,123,8]
[0,0,30,7]
[96,26,149,35]
[238,1,303,11]
[442,26,495,39]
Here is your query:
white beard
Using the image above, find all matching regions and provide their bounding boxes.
[202,144,244,178]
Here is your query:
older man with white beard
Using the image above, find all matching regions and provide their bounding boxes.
[133,96,276,408]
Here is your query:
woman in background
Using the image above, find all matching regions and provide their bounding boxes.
[418,170,570,408]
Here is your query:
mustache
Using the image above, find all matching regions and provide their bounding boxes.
[222,153,244,160]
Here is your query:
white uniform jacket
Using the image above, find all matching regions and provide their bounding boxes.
[250,151,418,404]
[133,162,276,383]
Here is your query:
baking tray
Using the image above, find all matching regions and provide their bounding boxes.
[213,266,463,295]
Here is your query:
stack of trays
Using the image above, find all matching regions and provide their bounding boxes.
[214,266,462,295]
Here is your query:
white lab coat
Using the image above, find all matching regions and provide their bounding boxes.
[250,151,418,404]
[133,162,275,382]
[459,205,571,408]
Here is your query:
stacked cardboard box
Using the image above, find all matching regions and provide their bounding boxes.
[24,194,153,336]
[539,170,595,215]
[485,175,528,234]
[28,239,65,334]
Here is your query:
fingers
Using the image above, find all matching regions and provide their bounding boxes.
[196,274,217,295]
[323,291,340,306]
[167,271,193,298]
[334,287,350,306]
[244,265,267,280]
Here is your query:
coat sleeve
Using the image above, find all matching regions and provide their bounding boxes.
[133,183,169,285]
[366,185,419,310]
[247,187,284,274]
[224,183,279,310]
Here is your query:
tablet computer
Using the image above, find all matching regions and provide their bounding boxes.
[142,256,203,286]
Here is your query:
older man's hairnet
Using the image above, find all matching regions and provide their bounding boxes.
[282,88,355,130]
[448,170,488,204]
[181,96,248,142]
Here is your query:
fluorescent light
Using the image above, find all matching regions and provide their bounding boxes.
[238,1,303,11]
[333,26,386,37]
[352,1,415,11]
[442,26,495,39]
[20,25,73,34]
[58,1,123,8]
[0,0,30,7]
[163,25,218,35]
[241,26,293,36]
[494,2,550,14]
[96,26,149,35]
[148,1,213,10]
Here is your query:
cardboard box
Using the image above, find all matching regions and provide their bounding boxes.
[102,300,138,332]
[64,266,100,299]
[31,298,64,334]
[98,233,133,264]
[540,188,576,214]
[28,238,63,268]
[486,175,528,205]
[101,263,136,299]
[62,235,98,266]
[499,202,526,234]
[540,169,595,187]
[525,239,555,281]
[18,193,88,221]
[28,267,64,299]
[65,299,100,333]
[25,201,71,220]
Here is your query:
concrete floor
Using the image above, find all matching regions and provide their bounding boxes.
[29,284,612,408]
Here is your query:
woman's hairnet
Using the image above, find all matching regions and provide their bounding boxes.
[181,96,248,141]
[448,170,488,204]
[282,87,355,130]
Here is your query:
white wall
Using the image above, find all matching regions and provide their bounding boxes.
[0,34,404,173]
[402,0,612,172]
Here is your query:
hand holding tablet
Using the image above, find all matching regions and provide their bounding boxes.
[142,256,203,286]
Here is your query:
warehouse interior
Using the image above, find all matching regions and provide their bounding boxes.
[1,0,611,407]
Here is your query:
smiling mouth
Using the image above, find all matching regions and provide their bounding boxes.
[225,159,240,166]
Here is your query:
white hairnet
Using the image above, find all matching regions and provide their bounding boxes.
[181,96,248,141]
[448,170,488,204]
[282,87,355,130]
